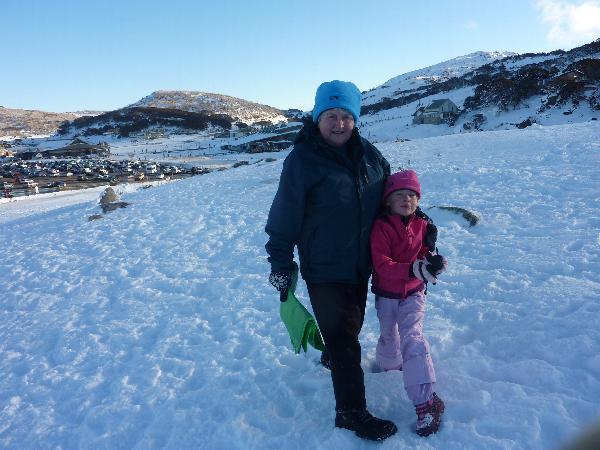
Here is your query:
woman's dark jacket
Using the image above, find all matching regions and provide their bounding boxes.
[265,119,390,284]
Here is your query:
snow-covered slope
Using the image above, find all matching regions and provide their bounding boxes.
[129,90,288,125]
[1,121,599,449]
[362,51,516,106]
[360,40,600,142]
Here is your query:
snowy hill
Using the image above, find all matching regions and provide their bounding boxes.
[362,51,517,106]
[0,92,289,141]
[129,90,289,125]
[1,121,599,449]
[360,39,600,142]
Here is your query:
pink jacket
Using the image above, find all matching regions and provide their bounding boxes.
[370,213,430,299]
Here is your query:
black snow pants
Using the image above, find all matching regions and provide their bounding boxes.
[306,280,368,412]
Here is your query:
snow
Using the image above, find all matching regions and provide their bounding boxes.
[0,181,174,224]
[6,127,291,168]
[358,90,599,144]
[362,51,516,106]
[1,121,600,449]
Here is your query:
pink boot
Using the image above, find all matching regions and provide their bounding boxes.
[415,392,445,437]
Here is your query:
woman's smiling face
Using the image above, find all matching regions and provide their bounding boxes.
[317,108,355,147]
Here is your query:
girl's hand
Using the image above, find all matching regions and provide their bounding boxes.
[412,253,448,284]
[426,253,447,276]
[412,259,438,284]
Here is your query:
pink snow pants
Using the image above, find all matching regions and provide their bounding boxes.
[375,291,436,405]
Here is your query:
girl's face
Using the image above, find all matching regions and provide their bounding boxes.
[317,108,355,147]
[387,189,419,216]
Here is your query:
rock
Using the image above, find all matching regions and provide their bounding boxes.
[100,201,130,213]
[436,206,480,226]
[98,186,130,213]
[100,187,119,205]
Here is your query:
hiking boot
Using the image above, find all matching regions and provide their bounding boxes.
[320,351,331,370]
[415,392,445,437]
[335,409,397,441]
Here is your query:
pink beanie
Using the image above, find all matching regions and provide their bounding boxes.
[383,170,421,199]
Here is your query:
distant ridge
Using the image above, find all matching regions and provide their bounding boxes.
[0,107,79,138]
[363,51,517,106]
[128,90,288,125]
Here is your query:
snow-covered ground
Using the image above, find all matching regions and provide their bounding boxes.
[359,88,599,144]
[1,122,599,449]
[0,180,177,224]
[5,125,293,167]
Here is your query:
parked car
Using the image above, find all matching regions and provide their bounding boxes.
[46,181,67,188]
[21,179,38,188]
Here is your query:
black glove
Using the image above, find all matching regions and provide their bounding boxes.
[424,223,438,252]
[426,253,446,275]
[269,270,292,302]
[412,258,438,284]
[411,253,448,284]
[415,207,437,252]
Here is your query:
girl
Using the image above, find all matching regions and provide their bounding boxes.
[369,169,447,437]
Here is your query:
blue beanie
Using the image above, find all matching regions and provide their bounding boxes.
[312,80,361,123]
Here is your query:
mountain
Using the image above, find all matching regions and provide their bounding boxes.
[0,107,81,138]
[360,39,600,141]
[1,91,289,140]
[129,90,288,125]
[56,106,236,138]
[51,90,292,139]
[362,51,517,106]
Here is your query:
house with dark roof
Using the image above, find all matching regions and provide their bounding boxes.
[20,138,110,160]
[413,99,459,125]
[548,69,597,91]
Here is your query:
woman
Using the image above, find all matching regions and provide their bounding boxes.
[265,80,396,441]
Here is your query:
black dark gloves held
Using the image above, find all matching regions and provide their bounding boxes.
[414,207,438,252]
[412,259,438,284]
[269,270,292,302]
[411,252,448,285]
[424,223,438,252]
[426,253,445,274]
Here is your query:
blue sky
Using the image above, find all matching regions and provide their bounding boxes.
[2,0,599,112]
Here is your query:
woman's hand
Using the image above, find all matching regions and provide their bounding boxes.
[269,271,292,302]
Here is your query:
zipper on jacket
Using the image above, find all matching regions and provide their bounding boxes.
[355,174,362,201]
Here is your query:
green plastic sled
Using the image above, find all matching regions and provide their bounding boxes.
[279,265,325,353]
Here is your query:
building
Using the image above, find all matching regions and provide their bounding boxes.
[413,99,459,125]
[548,69,597,91]
[143,130,165,140]
[550,69,587,85]
[20,138,110,160]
